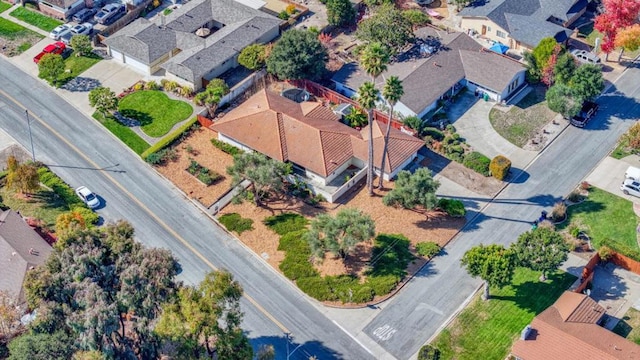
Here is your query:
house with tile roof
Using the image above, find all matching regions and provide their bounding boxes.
[211,89,424,202]
[331,27,526,120]
[103,0,280,89]
[459,0,587,52]
[0,210,52,305]
[511,291,640,360]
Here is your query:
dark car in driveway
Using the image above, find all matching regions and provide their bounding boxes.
[73,8,97,23]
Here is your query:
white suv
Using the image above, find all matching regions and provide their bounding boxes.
[570,49,602,66]
[621,179,640,198]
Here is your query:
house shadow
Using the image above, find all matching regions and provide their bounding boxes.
[249,334,344,360]
[418,148,451,177]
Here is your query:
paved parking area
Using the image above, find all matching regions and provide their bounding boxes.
[584,155,640,203]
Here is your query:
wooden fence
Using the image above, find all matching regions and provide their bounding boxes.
[611,252,640,274]
[575,253,600,294]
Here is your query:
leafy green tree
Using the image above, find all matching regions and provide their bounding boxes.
[37,53,65,87]
[326,0,356,27]
[226,151,292,205]
[155,270,252,360]
[6,163,39,195]
[266,29,327,81]
[88,86,118,116]
[23,221,181,358]
[195,78,230,117]
[523,51,540,83]
[378,76,404,188]
[511,227,569,281]
[532,37,557,72]
[70,35,92,57]
[0,291,19,337]
[546,83,582,119]
[553,52,577,85]
[569,64,605,101]
[305,208,376,261]
[356,3,414,54]
[72,350,105,360]
[238,43,268,70]
[382,168,440,210]
[358,81,380,196]
[8,331,74,360]
[402,115,425,134]
[402,9,430,28]
[461,244,515,300]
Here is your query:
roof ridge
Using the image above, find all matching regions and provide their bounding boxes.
[277,113,288,161]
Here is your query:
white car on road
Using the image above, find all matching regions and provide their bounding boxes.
[49,24,71,40]
[621,179,640,197]
[75,186,100,209]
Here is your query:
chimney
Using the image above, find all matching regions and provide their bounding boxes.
[520,325,532,340]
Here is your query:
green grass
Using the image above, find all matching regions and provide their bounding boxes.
[0,16,35,39]
[430,268,577,360]
[118,91,193,138]
[0,186,73,228]
[611,137,636,159]
[264,212,309,235]
[489,86,557,148]
[0,1,12,13]
[219,213,254,234]
[59,52,102,84]
[613,308,640,345]
[10,7,62,32]
[92,112,150,155]
[557,187,638,258]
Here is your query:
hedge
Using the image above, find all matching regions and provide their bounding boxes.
[264,212,308,235]
[437,198,466,217]
[423,127,445,141]
[490,155,511,181]
[211,138,242,156]
[141,117,198,159]
[418,345,441,360]
[218,213,254,234]
[37,167,84,208]
[463,151,491,176]
[415,241,441,258]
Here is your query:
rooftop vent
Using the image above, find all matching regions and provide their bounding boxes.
[520,325,532,340]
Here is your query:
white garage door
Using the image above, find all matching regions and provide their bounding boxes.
[110,49,124,62]
[124,55,150,74]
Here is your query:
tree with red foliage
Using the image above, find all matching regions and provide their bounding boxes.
[541,45,562,87]
[594,0,640,60]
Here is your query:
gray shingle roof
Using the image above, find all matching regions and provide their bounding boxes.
[104,0,279,78]
[459,0,586,47]
[0,210,52,304]
[332,29,524,114]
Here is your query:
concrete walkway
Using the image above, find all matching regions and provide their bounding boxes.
[0,4,50,37]
[448,92,538,169]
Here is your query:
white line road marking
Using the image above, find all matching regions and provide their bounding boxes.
[332,320,375,357]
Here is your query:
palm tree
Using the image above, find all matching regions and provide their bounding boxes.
[358,82,380,194]
[378,76,404,189]
[359,42,389,195]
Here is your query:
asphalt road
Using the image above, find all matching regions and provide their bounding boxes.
[363,64,640,358]
[0,57,375,360]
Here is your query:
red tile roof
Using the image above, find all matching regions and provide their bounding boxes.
[212,90,423,177]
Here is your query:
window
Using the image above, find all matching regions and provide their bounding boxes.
[496,30,506,38]
[487,26,492,32]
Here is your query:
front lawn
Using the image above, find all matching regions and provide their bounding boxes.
[92,112,151,155]
[613,308,640,345]
[10,7,62,32]
[557,187,639,258]
[489,86,557,148]
[118,90,193,138]
[611,137,636,160]
[0,16,37,39]
[0,1,12,13]
[0,17,42,56]
[59,51,102,84]
[430,268,576,360]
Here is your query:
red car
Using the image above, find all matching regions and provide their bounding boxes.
[33,42,66,64]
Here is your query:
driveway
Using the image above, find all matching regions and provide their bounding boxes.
[447,92,538,169]
[585,155,640,204]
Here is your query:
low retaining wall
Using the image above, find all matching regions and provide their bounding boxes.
[611,252,640,274]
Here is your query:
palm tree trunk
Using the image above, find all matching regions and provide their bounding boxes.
[482,281,490,301]
[377,104,394,188]
[367,108,374,196]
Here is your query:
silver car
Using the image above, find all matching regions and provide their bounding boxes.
[49,24,71,40]
[570,49,602,66]
[75,186,100,209]
[621,179,640,197]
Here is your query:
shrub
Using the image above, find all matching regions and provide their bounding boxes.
[263,212,309,235]
[161,79,180,92]
[366,275,399,295]
[598,245,614,262]
[178,85,193,97]
[297,277,333,301]
[218,213,254,234]
[197,171,221,185]
[462,151,491,176]
[423,127,445,141]
[490,155,511,181]
[351,286,375,303]
[145,152,163,164]
[72,206,99,225]
[580,181,591,191]
[415,241,441,258]
[437,198,466,217]
[144,80,159,90]
[141,117,198,159]
[568,225,581,238]
[132,82,144,91]
[211,138,241,155]
[567,189,583,203]
[445,124,456,133]
[286,3,296,14]
[278,10,289,19]
[37,167,83,207]
[418,345,441,360]
[551,201,567,222]
[367,234,413,278]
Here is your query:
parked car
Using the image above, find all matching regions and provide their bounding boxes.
[94,3,126,25]
[33,42,66,64]
[75,186,100,209]
[72,8,98,23]
[49,24,71,40]
[621,179,640,197]
[569,101,599,128]
[626,166,640,182]
[60,23,94,45]
[570,49,602,66]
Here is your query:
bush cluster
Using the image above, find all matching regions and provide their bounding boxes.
[490,155,511,181]
[218,213,254,235]
[211,138,242,156]
[145,148,178,165]
[37,167,84,207]
[437,198,466,217]
[264,212,309,235]
[417,345,441,360]
[423,127,445,141]
[462,151,491,176]
[415,241,441,258]
[141,117,199,160]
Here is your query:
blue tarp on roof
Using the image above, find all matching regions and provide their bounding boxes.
[490,43,509,54]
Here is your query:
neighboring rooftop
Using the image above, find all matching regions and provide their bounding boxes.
[511,291,640,360]
[0,210,52,304]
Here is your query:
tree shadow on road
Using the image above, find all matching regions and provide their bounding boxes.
[249,334,345,360]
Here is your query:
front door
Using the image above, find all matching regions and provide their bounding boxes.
[481,25,486,35]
